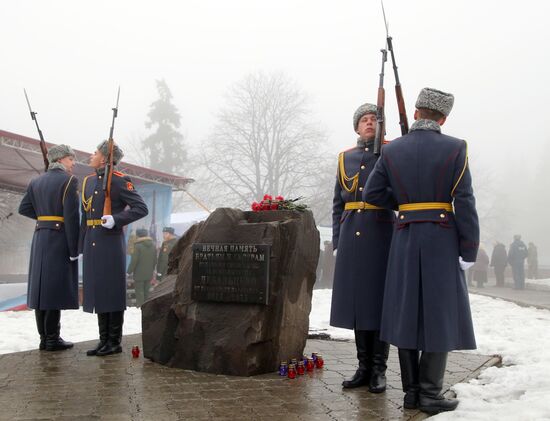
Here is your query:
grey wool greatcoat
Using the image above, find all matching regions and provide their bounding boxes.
[364,121,479,352]
[18,167,80,310]
[330,139,395,331]
[80,169,148,313]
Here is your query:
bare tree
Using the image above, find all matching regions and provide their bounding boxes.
[197,71,332,221]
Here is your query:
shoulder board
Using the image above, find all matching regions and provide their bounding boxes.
[383,139,391,144]
[340,146,355,154]
[113,171,125,177]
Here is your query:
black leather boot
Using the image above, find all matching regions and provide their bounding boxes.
[87,313,110,356]
[398,348,420,409]
[369,331,389,393]
[35,310,46,350]
[418,352,459,415]
[44,310,73,351]
[96,311,124,356]
[342,330,374,389]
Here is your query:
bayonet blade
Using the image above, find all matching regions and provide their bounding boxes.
[23,88,36,120]
[113,86,120,117]
[381,0,390,38]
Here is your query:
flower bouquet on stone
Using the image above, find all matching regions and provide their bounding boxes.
[251,195,308,212]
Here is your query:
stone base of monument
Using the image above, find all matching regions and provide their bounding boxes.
[142,208,320,376]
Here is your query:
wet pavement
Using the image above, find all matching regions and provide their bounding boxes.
[469,279,550,310]
[0,335,498,421]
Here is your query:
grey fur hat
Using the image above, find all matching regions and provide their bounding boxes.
[415,88,454,116]
[97,140,124,165]
[47,144,75,164]
[353,103,377,131]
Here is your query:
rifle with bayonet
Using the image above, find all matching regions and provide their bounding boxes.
[374,48,387,156]
[382,0,409,135]
[102,87,120,218]
[23,89,49,171]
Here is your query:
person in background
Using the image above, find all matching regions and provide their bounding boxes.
[527,242,538,280]
[472,247,489,288]
[127,228,157,306]
[156,226,179,282]
[490,242,508,287]
[508,235,528,290]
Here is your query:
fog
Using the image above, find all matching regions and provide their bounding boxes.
[1,0,550,261]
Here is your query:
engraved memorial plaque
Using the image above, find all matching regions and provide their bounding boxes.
[192,243,270,305]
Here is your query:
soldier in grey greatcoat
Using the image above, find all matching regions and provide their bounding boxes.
[330,103,395,393]
[364,88,479,415]
[80,141,148,356]
[18,145,80,351]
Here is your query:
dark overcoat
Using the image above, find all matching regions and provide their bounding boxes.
[330,139,395,331]
[364,123,479,352]
[490,243,507,270]
[18,168,79,310]
[80,169,148,313]
[508,239,527,267]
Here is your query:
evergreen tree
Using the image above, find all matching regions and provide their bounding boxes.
[142,79,187,173]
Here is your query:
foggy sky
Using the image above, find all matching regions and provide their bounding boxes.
[2,0,550,254]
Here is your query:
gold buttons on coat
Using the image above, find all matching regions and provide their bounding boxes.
[365,147,369,151]
[92,242,96,246]
[440,213,445,218]
[400,215,405,220]
[360,165,365,170]
[55,223,59,227]
[355,231,361,236]
[92,208,95,212]
[357,209,362,213]
[94,191,98,195]
[98,176,102,179]
[359,187,363,192]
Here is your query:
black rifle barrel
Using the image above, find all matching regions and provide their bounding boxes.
[23,89,49,171]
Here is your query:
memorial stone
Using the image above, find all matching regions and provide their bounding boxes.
[142,207,320,376]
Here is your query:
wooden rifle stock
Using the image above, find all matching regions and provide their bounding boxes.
[395,84,409,135]
[374,49,387,156]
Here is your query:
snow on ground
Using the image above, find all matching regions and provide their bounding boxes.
[526,277,550,289]
[311,289,550,420]
[1,290,550,419]
[0,307,142,354]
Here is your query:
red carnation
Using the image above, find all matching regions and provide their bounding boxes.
[275,195,284,201]
[270,203,278,210]
[263,194,273,201]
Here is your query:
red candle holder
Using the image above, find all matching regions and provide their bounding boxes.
[288,363,296,379]
[297,361,305,375]
[306,358,314,372]
[131,346,140,358]
[315,355,324,369]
